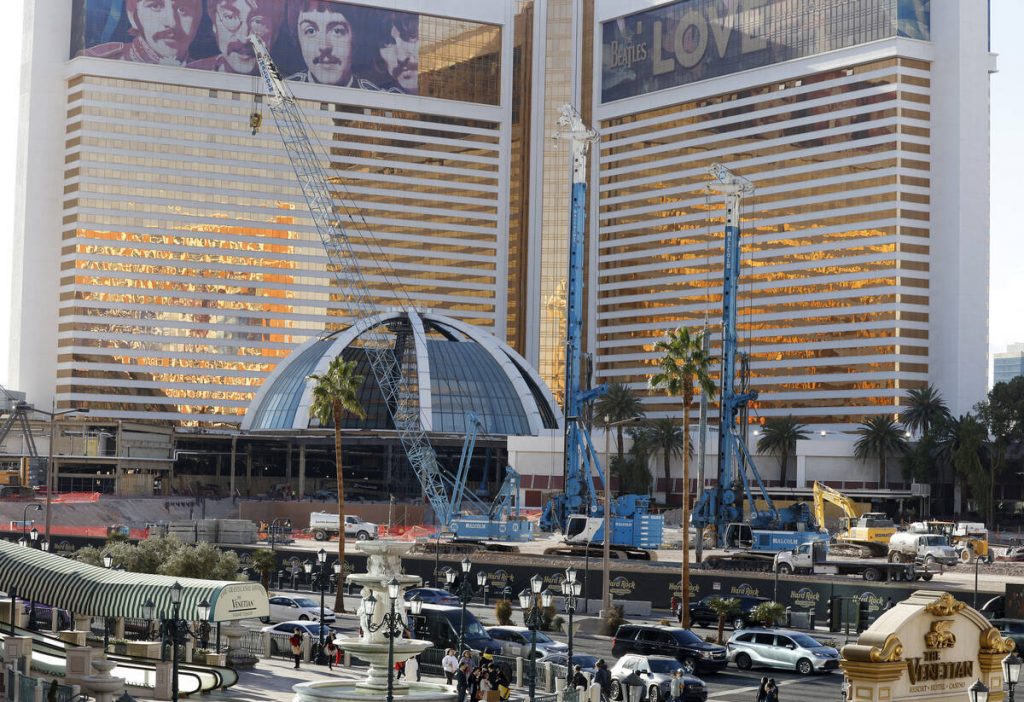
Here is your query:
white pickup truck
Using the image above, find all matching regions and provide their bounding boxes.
[309,512,379,542]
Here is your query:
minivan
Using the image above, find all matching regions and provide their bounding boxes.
[407,604,501,655]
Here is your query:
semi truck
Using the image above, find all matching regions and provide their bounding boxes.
[774,541,929,582]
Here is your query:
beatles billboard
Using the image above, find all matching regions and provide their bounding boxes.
[70,0,426,96]
[601,0,931,103]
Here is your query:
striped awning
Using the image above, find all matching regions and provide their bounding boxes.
[0,540,268,621]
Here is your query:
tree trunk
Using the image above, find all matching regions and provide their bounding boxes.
[778,448,788,487]
[681,393,692,629]
[616,426,625,461]
[879,454,886,489]
[716,615,725,644]
[663,450,674,507]
[334,403,347,613]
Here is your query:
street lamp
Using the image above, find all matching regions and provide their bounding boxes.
[968,679,989,702]
[1004,653,1022,702]
[166,582,211,702]
[445,558,474,652]
[102,554,115,650]
[332,560,342,595]
[364,578,422,702]
[519,575,553,702]
[601,416,640,613]
[38,405,88,543]
[476,571,489,606]
[142,599,156,642]
[22,504,41,544]
[315,548,328,663]
[560,568,581,688]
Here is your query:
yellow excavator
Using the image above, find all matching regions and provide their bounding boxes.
[812,481,896,557]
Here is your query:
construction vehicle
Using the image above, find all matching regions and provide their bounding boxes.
[536,105,663,559]
[249,36,531,545]
[888,531,959,567]
[691,165,820,553]
[774,540,928,582]
[908,521,990,563]
[812,481,895,557]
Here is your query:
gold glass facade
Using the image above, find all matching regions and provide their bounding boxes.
[596,57,932,426]
[61,31,505,422]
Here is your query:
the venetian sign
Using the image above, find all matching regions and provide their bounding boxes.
[840,591,1015,702]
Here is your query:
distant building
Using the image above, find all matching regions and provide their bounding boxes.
[994,343,1024,385]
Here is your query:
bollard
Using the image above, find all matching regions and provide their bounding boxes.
[516,657,523,686]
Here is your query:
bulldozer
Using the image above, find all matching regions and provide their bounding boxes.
[812,481,896,557]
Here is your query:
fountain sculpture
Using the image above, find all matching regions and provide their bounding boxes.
[292,541,457,702]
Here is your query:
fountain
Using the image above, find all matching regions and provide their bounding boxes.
[292,541,457,702]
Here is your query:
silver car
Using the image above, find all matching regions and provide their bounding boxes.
[726,628,839,675]
[608,655,707,702]
[487,625,567,658]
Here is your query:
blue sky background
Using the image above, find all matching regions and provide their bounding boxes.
[0,1,1021,389]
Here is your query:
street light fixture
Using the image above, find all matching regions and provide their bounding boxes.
[520,575,554,702]
[476,571,489,606]
[1003,653,1022,702]
[22,504,41,544]
[601,416,641,613]
[167,582,210,702]
[364,578,420,702]
[102,553,115,651]
[445,558,475,653]
[560,568,581,688]
[968,679,989,702]
[38,405,88,543]
[315,548,328,663]
[332,560,342,596]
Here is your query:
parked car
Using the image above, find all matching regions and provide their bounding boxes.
[609,654,707,702]
[264,595,335,624]
[487,625,567,658]
[261,621,334,655]
[537,653,599,675]
[612,625,728,675]
[689,594,770,630]
[403,588,459,606]
[990,619,1024,651]
[407,604,501,655]
[726,628,840,675]
[22,601,72,631]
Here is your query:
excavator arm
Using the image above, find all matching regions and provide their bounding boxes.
[812,480,858,531]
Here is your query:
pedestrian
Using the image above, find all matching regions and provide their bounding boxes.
[756,676,769,702]
[468,666,482,701]
[443,648,459,684]
[456,662,470,702]
[492,664,511,700]
[407,654,420,682]
[765,678,779,702]
[670,669,685,702]
[594,659,611,702]
[396,658,406,679]
[289,628,303,669]
[461,649,476,674]
[324,638,338,670]
[571,665,589,690]
[334,634,344,667]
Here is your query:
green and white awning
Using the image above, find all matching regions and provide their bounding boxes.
[0,540,268,621]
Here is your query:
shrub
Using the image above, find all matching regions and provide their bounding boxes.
[599,605,625,636]
[750,601,786,627]
[495,599,512,626]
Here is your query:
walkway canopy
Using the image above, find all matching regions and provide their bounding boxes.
[0,540,268,621]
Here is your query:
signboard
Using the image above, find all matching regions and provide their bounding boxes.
[69,0,501,104]
[211,580,270,621]
[601,0,931,103]
[841,591,1014,702]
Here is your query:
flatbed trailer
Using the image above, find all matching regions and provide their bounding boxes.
[774,541,934,582]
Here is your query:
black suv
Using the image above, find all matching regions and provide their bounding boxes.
[689,595,770,630]
[612,625,728,675]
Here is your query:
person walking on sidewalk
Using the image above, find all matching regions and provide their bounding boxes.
[442,648,459,684]
[670,669,685,702]
[324,638,338,670]
[289,628,303,669]
[456,663,470,702]
[594,659,611,702]
[765,678,779,702]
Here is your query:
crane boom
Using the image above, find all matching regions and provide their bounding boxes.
[248,34,491,528]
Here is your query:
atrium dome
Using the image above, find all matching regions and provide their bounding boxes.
[242,310,563,436]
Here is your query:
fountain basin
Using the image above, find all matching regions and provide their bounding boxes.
[337,638,433,692]
[294,680,457,702]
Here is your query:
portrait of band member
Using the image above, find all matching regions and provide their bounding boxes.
[367,10,420,94]
[83,0,202,64]
[189,0,285,74]
[287,0,360,86]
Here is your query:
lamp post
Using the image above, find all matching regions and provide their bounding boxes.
[601,416,640,613]
[21,504,41,545]
[167,581,211,702]
[33,404,88,544]
[102,552,114,651]
[973,546,982,608]
[968,679,989,702]
[560,568,581,688]
[315,548,328,663]
[364,578,422,702]
[476,571,489,606]
[519,575,553,702]
[332,560,342,596]
[1003,653,1022,702]
[445,558,474,652]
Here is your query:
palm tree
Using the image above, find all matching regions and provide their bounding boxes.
[707,597,742,644]
[755,416,809,487]
[595,383,646,461]
[643,418,687,506]
[853,415,909,488]
[900,385,952,438]
[936,413,988,516]
[649,326,715,628]
[309,356,366,613]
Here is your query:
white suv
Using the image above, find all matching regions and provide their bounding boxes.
[726,628,839,675]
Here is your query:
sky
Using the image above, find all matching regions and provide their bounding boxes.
[0,1,1022,389]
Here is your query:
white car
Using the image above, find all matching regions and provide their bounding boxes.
[264,595,335,624]
[261,621,334,655]
[487,625,567,658]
